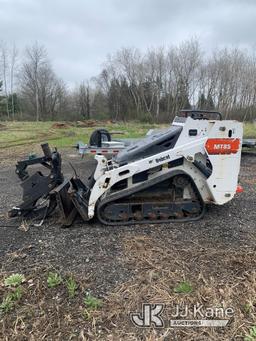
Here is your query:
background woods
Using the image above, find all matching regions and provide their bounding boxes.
[1,39,256,122]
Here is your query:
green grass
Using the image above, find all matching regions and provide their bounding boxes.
[0,274,26,315]
[0,295,14,313]
[47,272,63,288]
[9,287,23,301]
[66,276,78,298]
[244,122,256,138]
[0,121,165,150]
[174,281,193,294]
[4,274,26,287]
[84,293,102,310]
[0,121,255,151]
[244,326,256,341]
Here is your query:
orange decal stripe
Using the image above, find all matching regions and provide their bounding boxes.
[205,138,240,155]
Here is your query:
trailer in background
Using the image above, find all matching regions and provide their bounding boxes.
[242,139,256,148]
[77,128,256,156]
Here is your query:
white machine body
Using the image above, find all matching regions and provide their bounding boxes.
[87,116,243,219]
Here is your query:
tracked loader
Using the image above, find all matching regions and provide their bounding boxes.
[8,110,243,226]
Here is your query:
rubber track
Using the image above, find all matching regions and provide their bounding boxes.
[97,170,205,225]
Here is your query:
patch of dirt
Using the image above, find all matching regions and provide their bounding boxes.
[0,124,6,130]
[76,119,117,128]
[0,146,73,167]
[76,120,98,127]
[0,154,255,340]
[51,122,70,129]
[0,144,42,166]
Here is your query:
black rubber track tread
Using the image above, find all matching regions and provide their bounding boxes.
[97,170,205,226]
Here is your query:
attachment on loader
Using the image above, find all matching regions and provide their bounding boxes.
[8,141,92,226]
[8,143,63,220]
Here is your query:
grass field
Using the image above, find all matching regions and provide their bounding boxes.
[0,121,255,150]
[0,121,164,150]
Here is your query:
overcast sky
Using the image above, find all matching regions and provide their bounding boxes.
[1,0,256,87]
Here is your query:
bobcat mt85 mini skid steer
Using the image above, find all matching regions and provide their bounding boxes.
[9,110,243,226]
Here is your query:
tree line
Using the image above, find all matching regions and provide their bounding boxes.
[1,39,256,122]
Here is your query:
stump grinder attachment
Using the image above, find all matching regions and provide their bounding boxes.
[9,110,243,226]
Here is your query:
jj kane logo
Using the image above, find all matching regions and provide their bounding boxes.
[130,304,164,328]
[130,303,234,328]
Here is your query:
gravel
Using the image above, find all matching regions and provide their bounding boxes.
[0,153,255,296]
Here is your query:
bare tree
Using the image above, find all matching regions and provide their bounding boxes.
[3,38,256,123]
[21,42,47,121]
[19,42,65,120]
[1,42,10,118]
[10,44,18,120]
[77,81,90,119]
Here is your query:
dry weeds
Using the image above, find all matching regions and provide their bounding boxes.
[100,235,256,340]
[1,235,255,340]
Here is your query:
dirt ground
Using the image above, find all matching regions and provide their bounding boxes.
[0,151,255,340]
